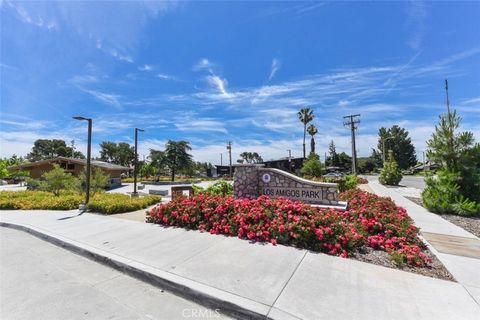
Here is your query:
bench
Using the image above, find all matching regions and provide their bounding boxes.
[148,189,169,196]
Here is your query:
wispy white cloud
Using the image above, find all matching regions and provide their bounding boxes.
[268,58,281,81]
[206,75,229,96]
[460,97,480,105]
[110,50,134,63]
[80,88,122,109]
[6,1,57,30]
[175,117,228,134]
[138,64,153,71]
[157,73,177,81]
[193,58,215,72]
[68,74,99,85]
[0,119,48,130]
[406,0,427,50]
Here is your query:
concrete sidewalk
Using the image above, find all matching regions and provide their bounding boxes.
[369,180,480,306]
[1,210,479,319]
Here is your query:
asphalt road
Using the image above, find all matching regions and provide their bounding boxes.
[0,228,230,320]
[363,175,426,190]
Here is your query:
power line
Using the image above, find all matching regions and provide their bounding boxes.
[343,114,360,174]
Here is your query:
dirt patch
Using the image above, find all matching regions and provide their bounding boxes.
[406,196,480,238]
[350,246,455,282]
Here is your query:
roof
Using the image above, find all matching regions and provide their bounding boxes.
[9,157,130,171]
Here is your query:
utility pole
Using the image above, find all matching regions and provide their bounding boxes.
[343,114,360,175]
[445,79,455,168]
[324,151,327,165]
[226,141,232,177]
[220,153,223,166]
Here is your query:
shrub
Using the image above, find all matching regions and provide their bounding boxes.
[193,180,233,196]
[87,193,161,214]
[0,190,161,213]
[39,164,78,196]
[147,189,430,267]
[379,150,402,186]
[423,109,480,216]
[422,170,480,216]
[0,191,82,210]
[78,168,109,196]
[301,153,323,177]
[26,177,41,189]
[311,175,365,192]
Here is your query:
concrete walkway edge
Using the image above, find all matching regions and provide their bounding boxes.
[0,222,279,320]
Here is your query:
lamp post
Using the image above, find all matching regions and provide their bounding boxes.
[287,149,292,172]
[382,136,394,164]
[73,116,92,208]
[133,128,145,197]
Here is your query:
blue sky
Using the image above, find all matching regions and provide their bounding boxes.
[1,1,479,163]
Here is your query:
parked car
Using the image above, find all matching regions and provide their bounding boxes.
[0,180,8,185]
[323,172,339,177]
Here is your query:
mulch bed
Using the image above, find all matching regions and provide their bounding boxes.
[406,196,480,238]
[350,246,455,281]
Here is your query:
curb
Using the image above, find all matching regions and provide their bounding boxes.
[0,222,275,320]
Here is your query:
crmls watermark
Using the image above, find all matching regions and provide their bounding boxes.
[182,308,221,318]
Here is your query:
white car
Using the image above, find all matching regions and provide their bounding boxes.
[0,180,8,185]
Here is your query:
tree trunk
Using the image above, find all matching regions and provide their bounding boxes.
[310,136,315,155]
[303,124,306,158]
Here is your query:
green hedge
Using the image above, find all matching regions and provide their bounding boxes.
[0,191,83,210]
[0,191,160,214]
[87,194,161,214]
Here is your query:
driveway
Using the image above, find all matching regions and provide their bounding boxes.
[363,175,426,190]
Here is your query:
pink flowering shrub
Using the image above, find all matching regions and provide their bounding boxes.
[147,189,431,267]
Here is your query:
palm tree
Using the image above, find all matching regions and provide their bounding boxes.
[298,108,314,158]
[307,124,318,155]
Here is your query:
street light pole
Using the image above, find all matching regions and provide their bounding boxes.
[73,116,92,207]
[287,149,292,172]
[226,141,232,177]
[133,128,145,196]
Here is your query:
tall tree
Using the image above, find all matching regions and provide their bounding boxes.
[426,110,479,202]
[427,110,474,171]
[149,149,166,175]
[164,140,193,181]
[337,152,352,171]
[307,124,318,155]
[99,141,118,163]
[99,141,135,166]
[376,125,417,169]
[238,152,263,164]
[327,140,340,167]
[117,142,135,167]
[27,139,84,161]
[297,108,314,159]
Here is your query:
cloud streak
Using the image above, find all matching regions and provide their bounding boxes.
[268,58,281,81]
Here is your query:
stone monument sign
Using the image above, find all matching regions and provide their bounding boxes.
[234,164,346,209]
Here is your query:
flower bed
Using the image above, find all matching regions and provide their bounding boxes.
[0,191,161,214]
[147,189,430,267]
[0,191,83,210]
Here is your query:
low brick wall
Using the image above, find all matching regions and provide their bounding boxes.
[234,164,340,206]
